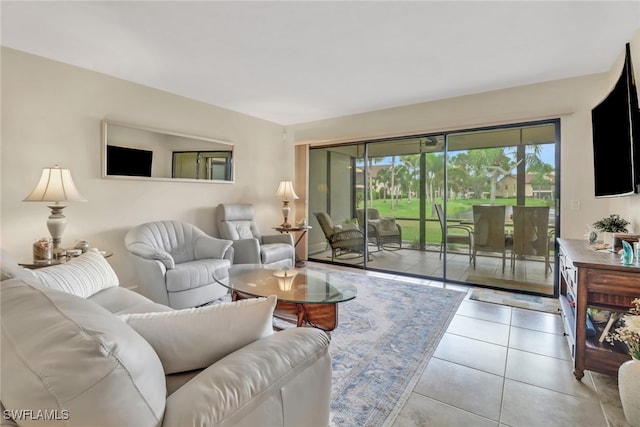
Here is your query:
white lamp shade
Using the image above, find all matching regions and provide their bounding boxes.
[23,166,86,203]
[275,181,299,201]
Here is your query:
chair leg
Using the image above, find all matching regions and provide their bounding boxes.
[544,254,551,277]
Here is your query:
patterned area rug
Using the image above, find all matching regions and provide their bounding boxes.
[469,287,560,314]
[305,266,466,427]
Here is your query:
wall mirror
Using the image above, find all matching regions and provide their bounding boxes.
[101,120,234,183]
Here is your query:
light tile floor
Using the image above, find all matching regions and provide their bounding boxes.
[392,289,631,427]
[318,262,630,427]
[310,246,554,295]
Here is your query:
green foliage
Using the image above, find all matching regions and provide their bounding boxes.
[366,197,551,244]
[593,214,630,233]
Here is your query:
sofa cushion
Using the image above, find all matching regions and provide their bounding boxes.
[194,236,233,260]
[165,259,230,292]
[88,286,173,315]
[0,278,166,427]
[30,249,118,298]
[260,243,294,265]
[119,295,276,374]
[379,217,398,234]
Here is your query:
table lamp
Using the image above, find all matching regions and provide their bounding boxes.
[23,165,87,249]
[275,180,299,229]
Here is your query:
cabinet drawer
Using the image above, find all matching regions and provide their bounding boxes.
[559,250,578,294]
[559,296,576,361]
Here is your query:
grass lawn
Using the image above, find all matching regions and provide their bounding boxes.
[359,198,551,246]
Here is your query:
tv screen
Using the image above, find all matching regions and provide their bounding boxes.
[106,145,153,177]
[591,43,639,197]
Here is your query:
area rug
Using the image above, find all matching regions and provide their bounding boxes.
[469,287,560,314]
[305,265,466,427]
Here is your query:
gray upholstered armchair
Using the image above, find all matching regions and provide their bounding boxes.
[124,220,233,309]
[216,203,295,269]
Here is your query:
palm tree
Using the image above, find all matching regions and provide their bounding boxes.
[424,153,444,214]
[400,154,420,203]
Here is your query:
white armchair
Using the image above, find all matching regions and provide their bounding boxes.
[216,204,295,269]
[124,220,233,309]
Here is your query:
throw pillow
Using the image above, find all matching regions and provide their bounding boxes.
[1,278,166,427]
[31,248,118,298]
[119,295,277,374]
[380,217,397,233]
[334,222,358,232]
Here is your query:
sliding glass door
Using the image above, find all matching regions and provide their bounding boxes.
[307,119,559,296]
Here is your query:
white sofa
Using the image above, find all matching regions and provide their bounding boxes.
[0,250,332,427]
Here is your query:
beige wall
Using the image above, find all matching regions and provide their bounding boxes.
[3,30,640,286]
[289,33,640,240]
[1,48,291,286]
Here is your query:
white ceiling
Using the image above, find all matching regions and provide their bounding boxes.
[2,1,639,125]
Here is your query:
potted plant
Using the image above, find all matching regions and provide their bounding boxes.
[593,214,630,250]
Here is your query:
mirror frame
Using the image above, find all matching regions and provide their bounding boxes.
[101,120,234,183]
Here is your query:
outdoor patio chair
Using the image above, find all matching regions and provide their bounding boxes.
[510,205,552,276]
[472,205,512,272]
[314,212,367,261]
[435,204,473,262]
[356,208,402,250]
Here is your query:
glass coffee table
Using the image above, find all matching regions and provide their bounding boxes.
[214,265,357,332]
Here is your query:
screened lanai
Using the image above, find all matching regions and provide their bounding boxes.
[307,120,560,296]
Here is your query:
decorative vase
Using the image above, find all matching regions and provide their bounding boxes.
[619,357,640,427]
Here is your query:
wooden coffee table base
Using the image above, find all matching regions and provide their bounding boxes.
[232,291,339,332]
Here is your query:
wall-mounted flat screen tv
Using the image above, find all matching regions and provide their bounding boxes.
[591,43,640,198]
[106,145,153,177]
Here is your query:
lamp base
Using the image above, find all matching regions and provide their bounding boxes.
[281,202,292,229]
[47,205,67,249]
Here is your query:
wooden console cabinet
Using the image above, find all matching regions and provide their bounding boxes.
[557,238,640,380]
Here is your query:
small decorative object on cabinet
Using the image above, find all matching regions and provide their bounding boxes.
[592,214,630,251]
[606,298,640,426]
[622,241,634,265]
[557,239,640,380]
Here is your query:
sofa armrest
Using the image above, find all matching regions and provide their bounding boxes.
[126,242,174,269]
[127,257,171,307]
[1,401,19,427]
[194,235,233,260]
[262,233,294,246]
[163,328,331,427]
[230,238,261,264]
